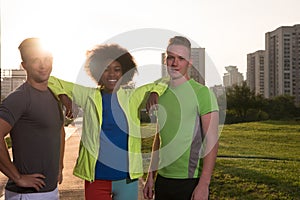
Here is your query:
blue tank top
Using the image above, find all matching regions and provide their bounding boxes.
[95,92,129,180]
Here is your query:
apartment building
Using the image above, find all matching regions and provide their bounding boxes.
[265,24,300,104]
[223,65,244,87]
[1,69,26,100]
[247,50,265,95]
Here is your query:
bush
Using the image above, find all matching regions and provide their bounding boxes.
[5,136,12,148]
[245,109,269,122]
[140,109,151,123]
[224,110,242,124]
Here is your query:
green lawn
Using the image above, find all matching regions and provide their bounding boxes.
[141,121,300,200]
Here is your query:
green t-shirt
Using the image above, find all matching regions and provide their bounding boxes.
[157,79,218,178]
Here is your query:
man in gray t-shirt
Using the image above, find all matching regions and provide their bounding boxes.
[0,38,65,199]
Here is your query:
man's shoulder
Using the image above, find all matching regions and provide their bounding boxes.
[189,79,209,91]
[5,83,28,99]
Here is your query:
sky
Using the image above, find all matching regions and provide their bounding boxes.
[1,0,300,87]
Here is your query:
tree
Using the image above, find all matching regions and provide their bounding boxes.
[226,81,256,121]
[266,95,297,120]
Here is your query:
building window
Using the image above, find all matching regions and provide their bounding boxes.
[284,73,290,79]
[284,81,290,88]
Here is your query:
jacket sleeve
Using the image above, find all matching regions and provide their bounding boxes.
[151,76,169,96]
[129,78,168,106]
[48,76,74,98]
[48,76,94,108]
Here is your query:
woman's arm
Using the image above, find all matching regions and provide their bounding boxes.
[48,76,95,108]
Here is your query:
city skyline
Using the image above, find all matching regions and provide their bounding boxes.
[243,24,300,107]
[1,0,300,87]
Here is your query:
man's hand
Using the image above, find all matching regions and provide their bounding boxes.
[191,181,209,200]
[15,174,46,191]
[58,170,63,184]
[146,92,159,114]
[58,94,79,119]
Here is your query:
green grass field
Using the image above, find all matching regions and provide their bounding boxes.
[141,121,300,200]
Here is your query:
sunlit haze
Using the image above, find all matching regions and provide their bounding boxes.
[1,0,300,87]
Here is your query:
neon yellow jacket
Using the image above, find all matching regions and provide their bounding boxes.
[48,76,166,181]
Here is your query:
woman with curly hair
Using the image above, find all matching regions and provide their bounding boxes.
[49,43,165,200]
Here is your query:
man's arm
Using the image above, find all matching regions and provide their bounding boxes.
[0,118,46,191]
[58,125,66,184]
[192,111,219,200]
[143,124,160,199]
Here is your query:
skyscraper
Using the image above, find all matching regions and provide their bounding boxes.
[247,50,265,95]
[265,24,300,105]
[223,65,244,87]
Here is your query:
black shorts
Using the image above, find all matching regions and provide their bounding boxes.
[154,174,200,200]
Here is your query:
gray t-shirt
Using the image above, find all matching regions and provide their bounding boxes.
[0,82,63,193]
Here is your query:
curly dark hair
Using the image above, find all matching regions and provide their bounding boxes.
[84,44,137,86]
